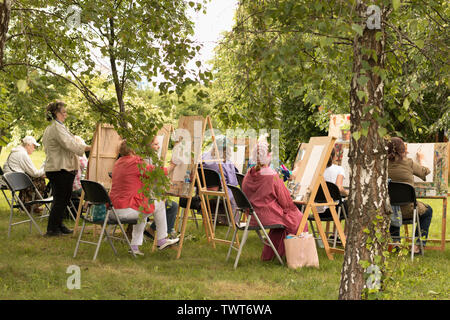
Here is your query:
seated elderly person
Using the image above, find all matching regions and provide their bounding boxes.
[201,136,239,223]
[109,140,179,256]
[242,141,307,261]
[3,136,47,213]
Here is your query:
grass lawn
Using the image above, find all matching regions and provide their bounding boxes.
[0,148,449,300]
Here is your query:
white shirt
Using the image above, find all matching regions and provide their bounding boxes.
[317,164,346,213]
[3,145,44,178]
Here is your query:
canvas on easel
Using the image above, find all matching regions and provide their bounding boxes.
[292,136,346,260]
[155,124,173,164]
[73,123,122,235]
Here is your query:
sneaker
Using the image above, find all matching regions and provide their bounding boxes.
[128,249,144,256]
[158,237,179,250]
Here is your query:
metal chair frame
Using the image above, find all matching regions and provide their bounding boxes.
[2,172,52,237]
[306,181,347,248]
[73,179,137,261]
[388,181,424,261]
[226,184,284,269]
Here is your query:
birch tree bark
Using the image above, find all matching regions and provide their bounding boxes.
[339,1,391,300]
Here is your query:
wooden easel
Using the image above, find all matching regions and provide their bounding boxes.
[164,116,215,259]
[73,123,122,236]
[196,116,239,247]
[292,136,347,260]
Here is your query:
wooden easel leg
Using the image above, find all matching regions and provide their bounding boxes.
[296,205,310,235]
[311,206,334,260]
[320,179,346,248]
[441,198,447,251]
[176,198,193,259]
[199,192,215,246]
[73,190,85,236]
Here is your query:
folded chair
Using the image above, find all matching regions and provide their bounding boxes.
[73,179,138,261]
[2,172,52,237]
[226,184,284,269]
[388,181,423,261]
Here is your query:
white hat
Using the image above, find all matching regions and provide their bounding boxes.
[22,136,40,147]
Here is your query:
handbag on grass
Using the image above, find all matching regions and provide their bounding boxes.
[284,233,319,269]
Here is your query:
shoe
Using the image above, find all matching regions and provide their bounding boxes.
[33,207,44,214]
[412,245,422,255]
[168,230,180,239]
[128,249,144,256]
[143,228,155,240]
[158,237,179,250]
[45,230,63,237]
[59,225,73,234]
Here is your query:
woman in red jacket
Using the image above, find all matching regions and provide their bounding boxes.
[109,140,179,255]
[242,141,307,261]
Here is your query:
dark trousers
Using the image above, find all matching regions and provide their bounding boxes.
[150,200,178,233]
[46,170,75,232]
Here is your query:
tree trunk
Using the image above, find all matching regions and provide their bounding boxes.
[0,0,11,69]
[339,2,391,300]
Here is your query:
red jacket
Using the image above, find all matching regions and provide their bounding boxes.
[109,155,167,214]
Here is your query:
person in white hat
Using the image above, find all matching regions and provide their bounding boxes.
[3,135,47,213]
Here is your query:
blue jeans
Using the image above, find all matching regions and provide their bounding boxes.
[150,200,178,233]
[389,204,433,246]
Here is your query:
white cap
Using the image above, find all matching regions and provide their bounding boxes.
[22,136,40,147]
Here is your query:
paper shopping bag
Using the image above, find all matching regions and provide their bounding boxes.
[284,233,319,269]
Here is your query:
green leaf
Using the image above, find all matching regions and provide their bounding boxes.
[403,98,410,110]
[375,32,383,41]
[17,79,29,93]
[416,39,425,49]
[357,90,367,102]
[352,131,361,141]
[352,23,364,36]
[378,127,387,137]
[357,75,370,87]
[392,0,401,11]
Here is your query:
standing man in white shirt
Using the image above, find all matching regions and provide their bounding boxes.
[3,136,47,213]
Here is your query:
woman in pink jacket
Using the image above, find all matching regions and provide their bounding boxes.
[109,140,179,255]
[242,141,306,261]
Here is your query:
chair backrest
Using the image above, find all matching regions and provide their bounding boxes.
[227,184,254,215]
[236,173,245,189]
[80,180,112,206]
[388,181,417,207]
[315,181,342,203]
[198,167,221,189]
[3,172,33,192]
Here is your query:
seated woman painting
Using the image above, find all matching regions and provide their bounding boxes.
[242,141,307,261]
[109,140,179,256]
[387,137,433,254]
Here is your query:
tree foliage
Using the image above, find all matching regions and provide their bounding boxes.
[210,0,448,299]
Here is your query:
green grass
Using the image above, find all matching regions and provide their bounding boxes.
[0,149,449,300]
